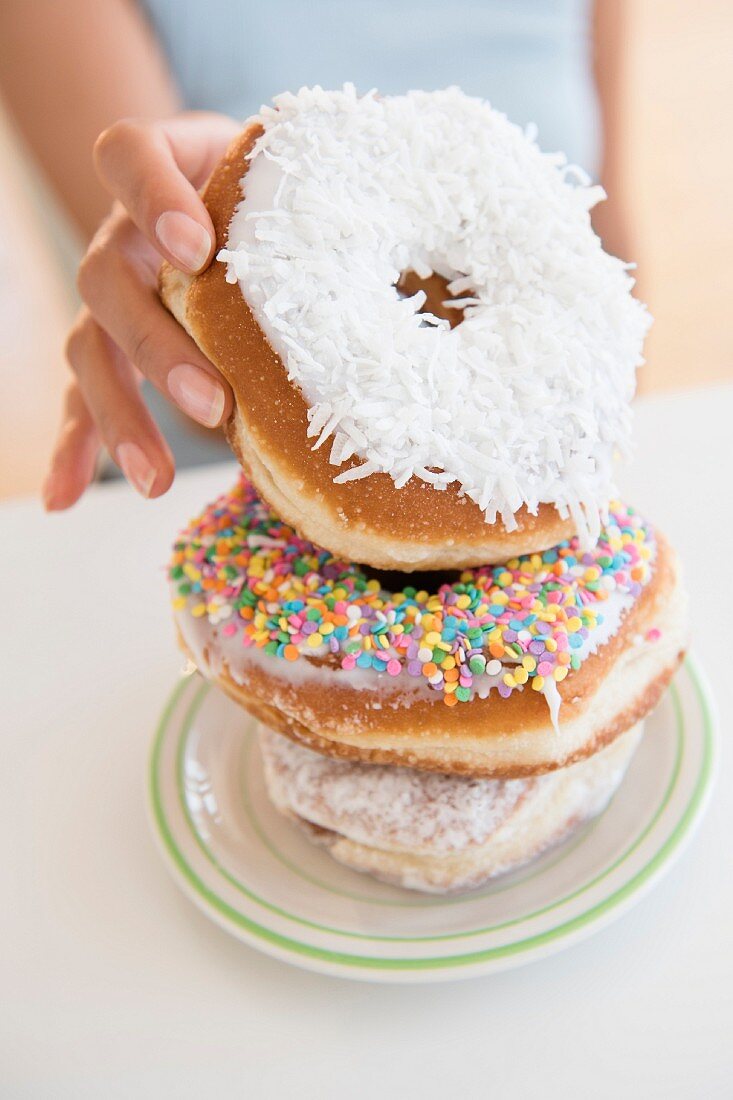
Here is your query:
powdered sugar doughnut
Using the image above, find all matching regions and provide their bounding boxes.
[259,721,644,894]
[161,86,650,570]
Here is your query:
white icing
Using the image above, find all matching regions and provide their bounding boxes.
[542,677,562,733]
[174,575,637,727]
[219,86,650,544]
[176,608,432,698]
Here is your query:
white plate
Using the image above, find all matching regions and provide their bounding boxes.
[148,656,716,983]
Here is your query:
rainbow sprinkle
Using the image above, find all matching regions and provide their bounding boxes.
[169,478,654,706]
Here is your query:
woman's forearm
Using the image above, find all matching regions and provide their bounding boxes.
[0,0,181,240]
[591,0,633,260]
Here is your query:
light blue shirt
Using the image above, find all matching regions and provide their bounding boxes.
[142,0,599,173]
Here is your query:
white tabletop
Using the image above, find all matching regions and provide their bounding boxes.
[2,385,731,1099]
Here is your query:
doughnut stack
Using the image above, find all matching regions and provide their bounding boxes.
[163,87,688,893]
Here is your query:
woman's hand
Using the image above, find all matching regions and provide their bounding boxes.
[43,111,241,510]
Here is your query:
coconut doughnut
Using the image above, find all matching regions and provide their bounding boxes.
[161,85,650,570]
[169,477,687,779]
[259,721,644,894]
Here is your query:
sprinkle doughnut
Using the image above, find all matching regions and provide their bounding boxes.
[169,477,687,778]
[259,721,644,894]
[161,86,650,570]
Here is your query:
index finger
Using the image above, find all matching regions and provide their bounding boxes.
[93,112,240,274]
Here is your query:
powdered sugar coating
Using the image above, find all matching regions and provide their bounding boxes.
[219,85,650,542]
[259,725,529,854]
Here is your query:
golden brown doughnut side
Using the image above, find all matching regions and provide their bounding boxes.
[159,127,577,568]
[196,644,680,778]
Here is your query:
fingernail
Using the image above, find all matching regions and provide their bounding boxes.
[168,363,226,428]
[155,211,212,272]
[42,475,62,511]
[116,442,156,499]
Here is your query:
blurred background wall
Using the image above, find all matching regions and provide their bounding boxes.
[0,0,730,499]
[0,102,77,498]
[625,0,732,392]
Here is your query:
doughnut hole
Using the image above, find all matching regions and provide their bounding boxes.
[396,271,469,329]
[363,566,464,593]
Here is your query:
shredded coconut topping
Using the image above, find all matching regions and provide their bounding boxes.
[219,85,650,543]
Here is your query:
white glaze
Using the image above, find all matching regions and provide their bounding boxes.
[174,577,637,728]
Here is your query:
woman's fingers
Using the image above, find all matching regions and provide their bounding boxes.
[42,379,101,511]
[47,111,242,511]
[64,307,175,499]
[78,211,232,428]
[93,112,240,273]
